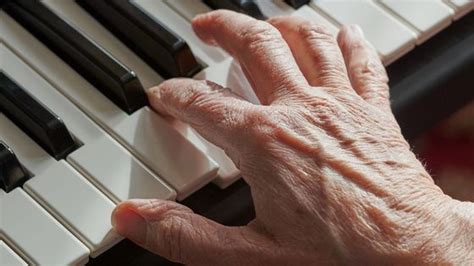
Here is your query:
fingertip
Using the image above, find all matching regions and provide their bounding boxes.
[112,202,148,245]
[192,10,234,45]
[146,85,168,116]
[350,24,364,37]
[146,85,160,103]
[147,78,192,117]
[112,199,148,226]
[337,24,364,47]
[191,13,214,44]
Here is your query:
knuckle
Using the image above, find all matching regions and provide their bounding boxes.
[310,96,343,120]
[347,38,367,51]
[351,59,390,99]
[212,102,245,130]
[351,58,388,82]
[244,108,284,143]
[298,22,334,42]
[179,81,211,112]
[239,22,282,52]
[297,22,348,82]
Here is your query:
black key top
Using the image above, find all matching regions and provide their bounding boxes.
[0,72,78,160]
[77,0,202,79]
[284,0,310,9]
[0,141,30,192]
[203,0,266,20]
[3,0,147,114]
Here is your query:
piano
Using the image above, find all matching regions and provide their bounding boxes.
[0,0,472,265]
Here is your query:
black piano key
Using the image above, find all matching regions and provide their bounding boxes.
[284,0,310,9]
[76,0,202,79]
[0,72,78,160]
[203,0,267,20]
[3,0,147,114]
[0,141,30,192]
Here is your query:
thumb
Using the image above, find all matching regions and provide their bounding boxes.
[112,199,257,264]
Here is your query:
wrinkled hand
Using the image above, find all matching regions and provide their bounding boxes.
[112,11,474,265]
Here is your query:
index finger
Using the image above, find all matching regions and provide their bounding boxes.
[192,10,308,105]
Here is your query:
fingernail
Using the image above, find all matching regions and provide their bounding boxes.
[146,86,169,116]
[112,207,147,245]
[350,25,364,37]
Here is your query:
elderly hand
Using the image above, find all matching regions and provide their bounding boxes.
[112,11,474,265]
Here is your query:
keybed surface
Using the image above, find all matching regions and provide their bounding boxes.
[0,0,472,264]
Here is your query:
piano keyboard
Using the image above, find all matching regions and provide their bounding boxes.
[1,0,472,264]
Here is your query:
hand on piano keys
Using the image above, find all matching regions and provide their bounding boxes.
[110,10,472,265]
[1,0,472,265]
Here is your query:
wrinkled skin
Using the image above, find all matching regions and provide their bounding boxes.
[112,11,474,265]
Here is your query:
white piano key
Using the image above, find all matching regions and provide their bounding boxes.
[0,114,120,257]
[379,0,453,44]
[444,0,474,19]
[189,58,261,187]
[171,120,240,188]
[114,107,218,199]
[68,136,176,203]
[311,0,417,65]
[23,162,122,258]
[0,115,55,176]
[132,0,228,66]
[256,0,339,35]
[0,241,28,266]
[165,0,212,22]
[1,189,90,265]
[0,12,219,200]
[1,43,176,204]
[42,0,164,89]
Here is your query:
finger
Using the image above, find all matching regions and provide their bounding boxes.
[112,199,261,265]
[148,78,256,154]
[268,16,351,89]
[192,10,308,105]
[337,25,391,110]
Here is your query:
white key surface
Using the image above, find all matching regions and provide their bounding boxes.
[133,0,228,66]
[114,107,218,199]
[0,241,28,266]
[1,189,89,265]
[42,0,164,89]
[68,136,176,202]
[380,0,453,44]
[24,162,122,257]
[444,0,474,19]
[171,120,241,188]
[165,0,211,22]
[311,0,417,64]
[1,43,176,204]
[256,0,339,35]
[0,115,120,257]
[0,12,219,200]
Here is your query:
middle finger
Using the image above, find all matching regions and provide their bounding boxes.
[269,16,351,90]
[192,10,308,105]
